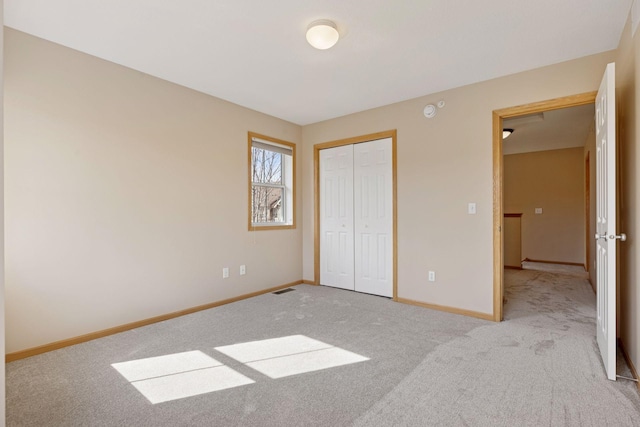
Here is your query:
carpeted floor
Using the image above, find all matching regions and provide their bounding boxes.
[7,268,640,426]
[354,266,640,426]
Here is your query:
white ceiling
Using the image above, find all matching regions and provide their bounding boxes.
[4,1,632,125]
[503,104,595,155]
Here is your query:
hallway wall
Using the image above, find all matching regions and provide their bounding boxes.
[504,147,585,265]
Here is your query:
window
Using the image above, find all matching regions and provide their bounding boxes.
[248,132,296,230]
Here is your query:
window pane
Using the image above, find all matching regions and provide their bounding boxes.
[251,185,284,223]
[252,148,282,184]
[248,132,295,230]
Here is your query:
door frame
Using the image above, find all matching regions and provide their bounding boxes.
[492,92,596,321]
[313,129,398,300]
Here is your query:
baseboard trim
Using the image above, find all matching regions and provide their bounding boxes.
[301,280,317,285]
[504,265,523,270]
[522,258,584,267]
[619,338,640,392]
[6,280,303,363]
[396,297,494,321]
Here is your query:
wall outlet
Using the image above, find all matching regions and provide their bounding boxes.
[428,271,436,282]
[222,267,229,279]
[535,207,543,214]
[240,265,246,275]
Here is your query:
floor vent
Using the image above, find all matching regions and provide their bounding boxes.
[273,288,295,295]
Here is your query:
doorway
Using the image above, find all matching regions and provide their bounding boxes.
[313,130,398,300]
[492,92,597,321]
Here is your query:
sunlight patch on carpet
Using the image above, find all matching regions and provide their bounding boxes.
[112,350,222,382]
[112,336,368,403]
[112,350,254,404]
[215,335,369,379]
[131,366,254,404]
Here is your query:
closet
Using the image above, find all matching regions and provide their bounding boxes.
[319,137,393,297]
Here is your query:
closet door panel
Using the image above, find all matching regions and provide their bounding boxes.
[353,138,393,297]
[320,145,355,290]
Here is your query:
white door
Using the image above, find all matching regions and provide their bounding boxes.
[354,138,393,297]
[320,145,355,290]
[595,62,620,381]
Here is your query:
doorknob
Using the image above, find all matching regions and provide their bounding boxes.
[609,233,627,241]
[595,233,607,241]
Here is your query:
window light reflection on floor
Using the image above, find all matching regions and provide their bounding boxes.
[111,350,254,404]
[215,335,370,379]
[112,336,369,404]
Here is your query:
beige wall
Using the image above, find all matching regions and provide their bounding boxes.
[503,148,585,265]
[302,51,615,316]
[4,29,303,353]
[615,13,640,379]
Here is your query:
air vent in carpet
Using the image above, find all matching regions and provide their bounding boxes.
[273,288,295,295]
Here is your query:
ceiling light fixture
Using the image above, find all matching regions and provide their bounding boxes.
[503,128,514,139]
[306,20,339,50]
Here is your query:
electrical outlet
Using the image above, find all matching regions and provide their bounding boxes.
[222,268,229,279]
[240,265,246,275]
[428,271,436,282]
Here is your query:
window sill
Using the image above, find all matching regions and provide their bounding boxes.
[249,223,295,231]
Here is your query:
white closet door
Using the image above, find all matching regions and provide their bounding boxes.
[354,138,393,297]
[320,145,355,290]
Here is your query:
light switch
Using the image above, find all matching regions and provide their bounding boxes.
[535,208,543,214]
[468,203,477,215]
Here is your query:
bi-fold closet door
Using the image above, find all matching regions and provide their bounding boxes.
[319,138,393,297]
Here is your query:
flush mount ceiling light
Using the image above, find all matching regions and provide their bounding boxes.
[503,128,514,139]
[306,20,339,50]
